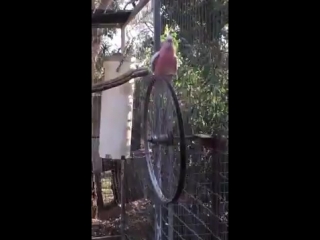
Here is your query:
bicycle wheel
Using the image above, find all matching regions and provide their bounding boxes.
[143,75,186,203]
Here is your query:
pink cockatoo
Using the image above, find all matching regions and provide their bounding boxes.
[150,35,177,76]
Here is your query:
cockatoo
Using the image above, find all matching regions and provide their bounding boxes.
[150,35,177,76]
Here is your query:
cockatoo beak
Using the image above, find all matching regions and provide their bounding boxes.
[166,35,173,43]
[164,36,173,49]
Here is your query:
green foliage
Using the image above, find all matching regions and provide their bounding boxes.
[134,23,228,137]
[161,26,180,50]
[160,26,228,136]
[92,29,116,83]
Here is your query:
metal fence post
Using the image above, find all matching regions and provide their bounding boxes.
[153,0,161,51]
[120,156,126,240]
[153,0,162,238]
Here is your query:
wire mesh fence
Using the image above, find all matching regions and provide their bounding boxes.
[124,133,228,240]
[124,152,156,240]
[127,0,228,239]
[160,145,228,240]
[158,0,228,238]
[92,0,228,239]
[127,81,228,240]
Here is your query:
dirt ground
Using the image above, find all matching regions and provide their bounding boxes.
[92,198,153,239]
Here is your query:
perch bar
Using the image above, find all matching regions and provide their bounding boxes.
[91,68,150,93]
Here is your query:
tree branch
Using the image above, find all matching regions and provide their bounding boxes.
[144,22,154,33]
[92,68,150,93]
[122,0,150,28]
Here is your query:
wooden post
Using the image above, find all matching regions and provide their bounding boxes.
[118,29,127,240]
[121,26,125,54]
[91,169,97,219]
[92,94,104,209]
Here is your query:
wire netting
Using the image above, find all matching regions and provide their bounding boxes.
[127,0,228,239]
[91,0,228,239]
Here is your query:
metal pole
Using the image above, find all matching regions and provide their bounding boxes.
[168,95,174,240]
[120,156,126,240]
[154,85,163,240]
[153,1,162,239]
[153,0,161,51]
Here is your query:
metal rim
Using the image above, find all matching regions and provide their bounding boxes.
[143,76,186,203]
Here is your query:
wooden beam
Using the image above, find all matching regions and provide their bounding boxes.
[122,0,150,28]
[92,23,122,28]
[92,10,132,26]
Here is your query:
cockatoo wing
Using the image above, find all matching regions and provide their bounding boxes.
[150,51,160,73]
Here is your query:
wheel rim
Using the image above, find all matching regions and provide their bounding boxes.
[143,76,186,203]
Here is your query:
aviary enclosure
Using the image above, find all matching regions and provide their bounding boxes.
[91,0,228,239]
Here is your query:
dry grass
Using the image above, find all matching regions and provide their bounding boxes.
[96,198,153,239]
[93,171,153,239]
[101,171,115,204]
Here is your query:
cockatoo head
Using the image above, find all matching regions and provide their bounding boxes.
[161,35,175,52]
